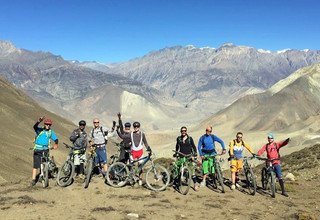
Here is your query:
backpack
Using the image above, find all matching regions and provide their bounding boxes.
[91,127,107,144]
[33,129,52,149]
[228,139,245,156]
[177,136,192,146]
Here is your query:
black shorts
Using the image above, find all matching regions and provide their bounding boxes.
[33,150,49,169]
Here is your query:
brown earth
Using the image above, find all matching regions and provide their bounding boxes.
[1,145,319,220]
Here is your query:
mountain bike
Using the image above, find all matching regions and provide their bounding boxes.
[84,145,97,188]
[106,151,170,191]
[169,151,195,195]
[256,157,278,198]
[242,156,257,195]
[56,143,76,187]
[30,148,58,188]
[203,154,225,193]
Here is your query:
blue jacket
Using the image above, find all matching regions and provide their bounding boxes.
[198,134,225,156]
[33,122,58,150]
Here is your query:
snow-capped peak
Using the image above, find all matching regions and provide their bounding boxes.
[258,49,271,54]
[277,49,291,54]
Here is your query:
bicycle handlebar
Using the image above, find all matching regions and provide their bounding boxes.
[255,156,280,161]
[172,150,194,158]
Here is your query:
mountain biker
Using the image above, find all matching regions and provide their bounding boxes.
[130,121,152,185]
[89,118,115,177]
[31,116,58,186]
[228,132,255,190]
[116,112,132,163]
[175,126,199,191]
[69,120,88,179]
[257,133,290,197]
[198,126,226,187]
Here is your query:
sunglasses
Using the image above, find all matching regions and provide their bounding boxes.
[206,130,212,132]
[93,121,99,124]
[44,124,51,126]
[181,130,187,132]
[237,136,243,138]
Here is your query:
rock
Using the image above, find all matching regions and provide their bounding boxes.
[285,173,295,181]
[127,213,139,218]
[180,214,186,218]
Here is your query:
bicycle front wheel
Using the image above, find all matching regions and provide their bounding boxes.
[178,166,192,195]
[106,162,129,188]
[42,163,49,188]
[245,167,257,195]
[269,171,276,198]
[146,164,170,192]
[261,167,268,190]
[57,160,75,187]
[84,158,94,188]
[215,162,225,193]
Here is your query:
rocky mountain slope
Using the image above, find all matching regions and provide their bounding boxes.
[0,76,76,183]
[108,44,320,112]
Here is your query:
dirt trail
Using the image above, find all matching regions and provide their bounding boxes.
[1,145,320,220]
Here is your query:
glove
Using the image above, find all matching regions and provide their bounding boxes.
[117,112,121,119]
[113,121,116,127]
[146,146,152,153]
[228,155,234,161]
[38,116,45,122]
[252,153,256,158]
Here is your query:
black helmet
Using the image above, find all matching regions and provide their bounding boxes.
[79,120,86,126]
[124,122,131,128]
[133,121,140,128]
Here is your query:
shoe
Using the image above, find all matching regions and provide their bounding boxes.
[235,183,241,188]
[231,184,236,190]
[30,179,36,187]
[138,180,143,186]
[194,183,200,191]
[200,181,206,187]
[282,192,289,197]
[118,181,126,186]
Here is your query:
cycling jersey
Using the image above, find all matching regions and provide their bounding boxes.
[33,122,58,150]
[257,139,289,165]
[176,135,197,155]
[198,134,225,156]
[229,140,254,159]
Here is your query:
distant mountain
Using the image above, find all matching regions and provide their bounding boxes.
[0,41,192,130]
[107,44,320,112]
[200,64,320,142]
[0,76,75,183]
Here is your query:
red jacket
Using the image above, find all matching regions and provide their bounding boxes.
[257,139,289,165]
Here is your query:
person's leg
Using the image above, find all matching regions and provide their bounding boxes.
[201,157,209,186]
[31,151,41,186]
[230,159,237,189]
[274,164,288,197]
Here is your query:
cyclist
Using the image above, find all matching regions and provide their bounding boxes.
[257,133,290,197]
[130,121,152,185]
[89,118,115,177]
[198,126,226,187]
[31,116,58,186]
[69,120,88,179]
[175,126,199,191]
[116,112,132,163]
[228,132,255,190]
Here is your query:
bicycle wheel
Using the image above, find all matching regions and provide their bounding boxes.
[269,171,276,198]
[146,164,170,192]
[167,163,176,187]
[178,166,192,195]
[42,163,49,188]
[57,160,75,187]
[245,167,257,195]
[84,158,94,188]
[214,162,225,193]
[106,162,129,188]
[261,167,268,190]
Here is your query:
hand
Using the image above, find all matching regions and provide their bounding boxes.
[252,153,256,158]
[146,146,152,153]
[222,149,227,155]
[39,116,45,122]
[117,112,121,119]
[53,143,58,149]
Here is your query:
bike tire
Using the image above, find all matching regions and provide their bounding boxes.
[106,162,129,188]
[167,163,176,187]
[261,167,268,190]
[146,164,170,192]
[270,171,276,198]
[42,163,49,188]
[57,160,75,187]
[245,167,257,196]
[178,166,192,195]
[84,158,94,188]
[214,162,225,193]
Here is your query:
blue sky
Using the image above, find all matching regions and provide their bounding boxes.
[0,0,319,62]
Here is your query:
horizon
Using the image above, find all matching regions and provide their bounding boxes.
[0,0,319,62]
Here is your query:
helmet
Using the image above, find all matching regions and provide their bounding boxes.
[133,121,140,128]
[79,120,86,126]
[44,118,53,125]
[267,133,274,139]
[124,122,131,128]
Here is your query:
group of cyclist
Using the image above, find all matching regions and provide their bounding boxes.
[31,113,290,197]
